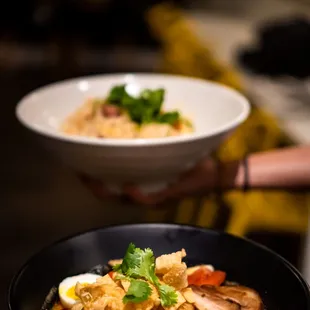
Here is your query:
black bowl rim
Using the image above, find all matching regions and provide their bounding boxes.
[8,223,310,309]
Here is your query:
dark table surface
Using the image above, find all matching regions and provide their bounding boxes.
[1,67,153,308]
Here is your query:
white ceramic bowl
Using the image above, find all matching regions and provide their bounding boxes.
[16,73,250,193]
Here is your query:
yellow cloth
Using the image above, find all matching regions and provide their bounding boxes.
[143,3,308,235]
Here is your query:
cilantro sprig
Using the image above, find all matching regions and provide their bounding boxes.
[122,280,152,304]
[113,243,178,307]
[158,284,179,307]
[106,84,181,126]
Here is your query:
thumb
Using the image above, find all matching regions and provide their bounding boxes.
[123,185,169,205]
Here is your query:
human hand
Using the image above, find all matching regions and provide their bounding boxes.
[123,158,218,205]
[79,158,218,206]
[79,175,117,199]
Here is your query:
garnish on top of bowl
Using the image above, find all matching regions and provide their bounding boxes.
[61,84,193,139]
[51,242,263,310]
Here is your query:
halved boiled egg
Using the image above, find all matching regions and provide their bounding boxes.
[58,273,100,308]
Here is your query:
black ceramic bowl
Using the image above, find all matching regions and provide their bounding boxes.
[9,223,310,310]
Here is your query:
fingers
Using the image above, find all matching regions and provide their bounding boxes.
[79,175,115,198]
[123,186,166,205]
[123,182,186,206]
[79,174,190,206]
[123,170,196,205]
[79,175,164,206]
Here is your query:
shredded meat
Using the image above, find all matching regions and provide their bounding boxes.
[101,104,121,117]
[191,285,263,310]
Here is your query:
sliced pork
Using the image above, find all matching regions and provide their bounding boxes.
[191,285,263,310]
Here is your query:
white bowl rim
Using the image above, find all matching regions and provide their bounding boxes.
[16,73,250,147]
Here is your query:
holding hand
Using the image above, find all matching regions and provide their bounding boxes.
[80,158,241,205]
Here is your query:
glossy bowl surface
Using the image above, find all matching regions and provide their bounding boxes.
[16,74,250,193]
[9,223,310,310]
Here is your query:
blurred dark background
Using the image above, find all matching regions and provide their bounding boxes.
[1,0,310,308]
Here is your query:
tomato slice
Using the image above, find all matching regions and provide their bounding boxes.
[108,271,115,278]
[188,267,226,286]
[188,267,212,286]
[201,270,226,286]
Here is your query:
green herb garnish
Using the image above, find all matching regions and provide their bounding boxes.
[105,84,180,125]
[107,85,127,103]
[158,284,179,307]
[157,111,180,125]
[114,243,178,307]
[123,280,152,304]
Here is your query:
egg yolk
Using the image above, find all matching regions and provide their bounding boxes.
[66,283,88,300]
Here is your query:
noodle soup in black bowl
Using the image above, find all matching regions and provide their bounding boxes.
[8,224,310,310]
